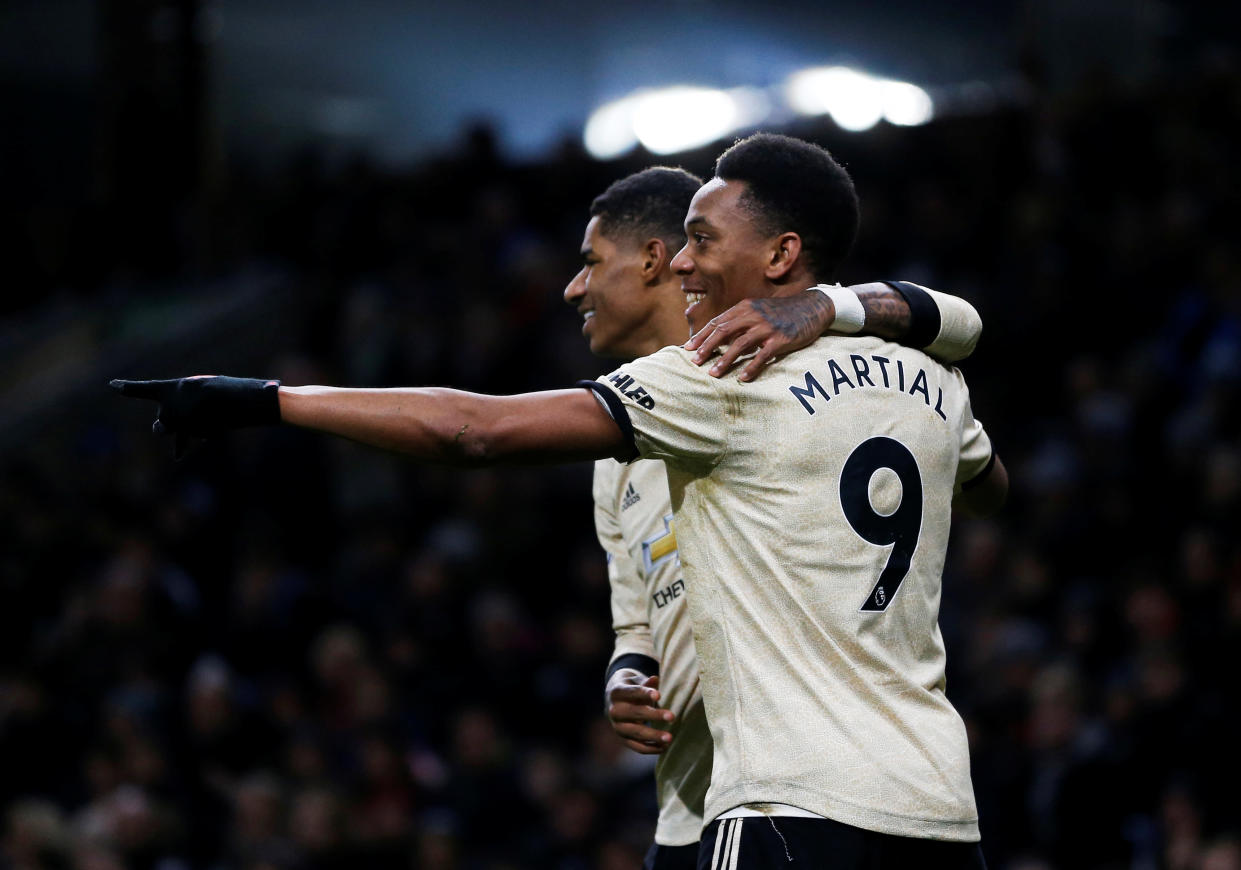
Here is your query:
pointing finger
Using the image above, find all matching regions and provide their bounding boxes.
[110,378,172,400]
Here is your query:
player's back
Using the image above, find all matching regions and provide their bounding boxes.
[638,335,992,840]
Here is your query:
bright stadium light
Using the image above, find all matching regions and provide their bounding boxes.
[786,66,934,132]
[583,95,641,159]
[726,86,774,129]
[880,80,934,126]
[826,83,884,131]
[786,66,860,115]
[786,66,882,132]
[631,87,738,155]
[587,68,927,161]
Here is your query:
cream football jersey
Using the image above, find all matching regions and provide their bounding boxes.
[596,456,712,846]
[586,335,994,841]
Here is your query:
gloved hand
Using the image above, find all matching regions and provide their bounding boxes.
[110,376,281,457]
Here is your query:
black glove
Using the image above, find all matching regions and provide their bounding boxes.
[110,376,282,455]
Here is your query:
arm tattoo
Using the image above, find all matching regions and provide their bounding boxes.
[751,285,912,343]
[753,291,833,343]
[855,286,911,340]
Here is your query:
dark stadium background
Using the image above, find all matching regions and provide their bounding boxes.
[2,2,1239,869]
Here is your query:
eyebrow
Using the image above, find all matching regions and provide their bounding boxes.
[684,216,708,231]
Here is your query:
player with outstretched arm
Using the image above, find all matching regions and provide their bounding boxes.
[114,133,1006,869]
[563,164,985,869]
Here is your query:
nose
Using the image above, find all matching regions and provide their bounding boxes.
[564,267,587,305]
[670,243,693,275]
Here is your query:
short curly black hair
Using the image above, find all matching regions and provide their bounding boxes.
[589,166,703,252]
[714,133,859,280]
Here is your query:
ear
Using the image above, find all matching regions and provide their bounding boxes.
[641,237,668,285]
[764,232,802,281]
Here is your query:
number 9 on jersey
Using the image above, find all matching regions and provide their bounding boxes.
[839,436,923,612]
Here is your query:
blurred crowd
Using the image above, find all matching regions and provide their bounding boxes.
[3,51,1241,870]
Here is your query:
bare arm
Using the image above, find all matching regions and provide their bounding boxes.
[851,282,912,339]
[278,385,628,466]
[686,281,979,381]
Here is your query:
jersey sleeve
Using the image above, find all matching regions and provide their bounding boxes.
[592,463,657,677]
[581,346,728,471]
[887,281,982,363]
[951,369,995,492]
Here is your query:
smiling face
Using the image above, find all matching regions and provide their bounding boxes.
[563,216,666,359]
[670,178,780,335]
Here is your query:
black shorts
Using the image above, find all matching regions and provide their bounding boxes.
[698,816,987,870]
[645,841,700,870]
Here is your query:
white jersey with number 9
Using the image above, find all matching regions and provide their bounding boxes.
[590,335,993,842]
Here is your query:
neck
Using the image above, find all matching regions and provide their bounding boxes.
[770,266,822,298]
[627,277,691,359]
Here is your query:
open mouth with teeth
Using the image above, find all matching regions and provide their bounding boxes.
[683,291,708,327]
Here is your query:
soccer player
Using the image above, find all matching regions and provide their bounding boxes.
[571,166,984,870]
[114,133,1006,868]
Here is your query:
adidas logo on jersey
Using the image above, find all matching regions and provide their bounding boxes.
[621,482,641,511]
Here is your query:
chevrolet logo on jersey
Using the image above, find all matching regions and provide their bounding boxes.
[607,371,656,409]
[642,514,678,572]
[652,577,685,609]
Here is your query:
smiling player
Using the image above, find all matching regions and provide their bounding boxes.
[561,164,986,869]
[114,134,1004,869]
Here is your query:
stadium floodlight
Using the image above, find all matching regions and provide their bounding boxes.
[786,65,934,132]
[786,66,883,132]
[584,83,773,160]
[631,86,738,155]
[584,95,642,159]
[726,86,774,130]
[787,67,860,115]
[880,80,934,126]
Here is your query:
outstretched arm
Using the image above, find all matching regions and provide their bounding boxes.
[278,386,626,465]
[111,377,628,465]
[686,280,981,381]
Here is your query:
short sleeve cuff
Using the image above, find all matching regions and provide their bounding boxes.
[577,380,639,462]
[885,280,942,349]
[960,451,997,491]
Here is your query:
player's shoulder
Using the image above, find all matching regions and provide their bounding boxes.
[593,456,623,483]
[631,344,709,373]
[798,334,960,375]
[603,344,720,397]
